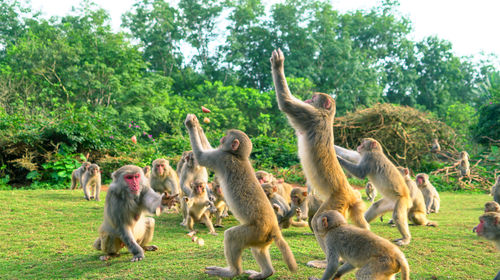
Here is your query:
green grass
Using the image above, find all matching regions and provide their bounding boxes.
[0,190,498,279]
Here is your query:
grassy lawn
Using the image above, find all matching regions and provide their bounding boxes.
[0,189,498,279]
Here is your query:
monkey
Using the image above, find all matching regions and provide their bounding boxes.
[484,201,500,213]
[457,151,471,178]
[289,187,309,228]
[309,210,410,280]
[336,138,412,245]
[185,179,218,235]
[176,151,190,177]
[184,114,297,279]
[70,162,90,190]
[415,173,441,214]
[473,211,500,279]
[210,175,229,227]
[92,165,178,261]
[143,166,151,179]
[81,163,102,201]
[262,183,295,229]
[149,158,180,196]
[365,182,377,203]
[397,167,438,227]
[256,170,292,204]
[431,138,441,153]
[271,49,369,268]
[492,175,500,204]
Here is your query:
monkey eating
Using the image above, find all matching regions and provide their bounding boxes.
[336,138,413,245]
[185,180,218,235]
[184,114,297,279]
[309,210,410,280]
[81,163,102,201]
[70,161,90,190]
[93,165,177,262]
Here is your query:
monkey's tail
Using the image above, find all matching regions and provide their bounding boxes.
[274,232,298,272]
[397,254,410,280]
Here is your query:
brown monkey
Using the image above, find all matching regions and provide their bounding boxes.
[416,173,441,214]
[398,167,437,227]
[70,162,90,190]
[310,210,410,280]
[210,175,229,227]
[457,151,471,177]
[150,158,180,196]
[143,166,151,179]
[473,211,500,279]
[271,49,369,268]
[185,180,217,235]
[262,183,295,229]
[290,187,309,227]
[484,201,500,213]
[431,138,441,153]
[81,164,102,201]
[256,170,292,204]
[492,175,500,204]
[93,165,176,261]
[184,114,297,279]
[365,182,377,203]
[336,138,412,245]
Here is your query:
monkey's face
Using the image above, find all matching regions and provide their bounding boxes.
[89,165,99,175]
[154,160,167,176]
[256,172,270,184]
[291,190,307,205]
[261,184,274,198]
[124,172,142,196]
[144,166,150,173]
[304,93,335,115]
[416,175,426,186]
[192,183,206,195]
[214,185,223,195]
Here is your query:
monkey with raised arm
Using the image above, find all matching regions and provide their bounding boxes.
[176,151,189,177]
[336,138,412,246]
[398,167,437,227]
[184,114,297,279]
[71,162,90,190]
[492,175,500,204]
[309,210,410,280]
[457,151,471,178]
[93,165,177,262]
[365,182,377,203]
[210,175,229,227]
[271,49,369,269]
[81,164,102,201]
[149,158,180,196]
[415,173,441,214]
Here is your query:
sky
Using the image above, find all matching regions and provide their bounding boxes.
[26,0,500,59]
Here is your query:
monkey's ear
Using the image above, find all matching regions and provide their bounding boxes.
[323,98,332,109]
[302,191,308,196]
[404,168,409,176]
[272,185,277,192]
[231,139,240,151]
[370,141,377,149]
[322,216,328,228]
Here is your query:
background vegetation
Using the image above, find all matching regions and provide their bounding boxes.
[0,0,498,190]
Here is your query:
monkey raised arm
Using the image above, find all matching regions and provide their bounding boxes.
[197,125,212,150]
[334,145,361,164]
[184,114,219,170]
[141,186,164,214]
[337,156,369,179]
[270,49,316,121]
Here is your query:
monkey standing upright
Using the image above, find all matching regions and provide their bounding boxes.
[457,151,471,178]
[271,49,369,269]
[81,163,102,201]
[184,114,297,279]
[336,138,413,245]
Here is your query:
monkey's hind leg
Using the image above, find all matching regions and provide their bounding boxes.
[138,218,158,251]
[99,234,123,261]
[244,245,274,280]
[393,197,411,246]
[349,198,370,230]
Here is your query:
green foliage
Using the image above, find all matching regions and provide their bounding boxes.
[39,147,85,187]
[444,102,478,139]
[251,135,299,169]
[473,103,500,144]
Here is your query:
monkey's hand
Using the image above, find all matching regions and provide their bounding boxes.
[270,49,285,70]
[296,207,302,217]
[161,193,179,209]
[184,114,199,129]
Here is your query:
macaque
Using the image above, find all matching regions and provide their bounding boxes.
[290,187,309,227]
[81,164,102,201]
[473,211,500,279]
[415,173,441,214]
[492,175,500,204]
[336,138,412,245]
[93,165,177,261]
[431,138,441,153]
[70,162,90,190]
[184,114,297,279]
[365,182,377,203]
[150,158,180,196]
[256,170,292,204]
[398,167,437,227]
[143,166,151,179]
[262,183,295,229]
[176,151,189,177]
[310,210,410,280]
[271,49,369,269]
[484,201,500,213]
[210,175,229,227]
[457,151,470,178]
[185,180,217,235]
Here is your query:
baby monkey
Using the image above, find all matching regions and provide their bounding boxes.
[310,210,410,280]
